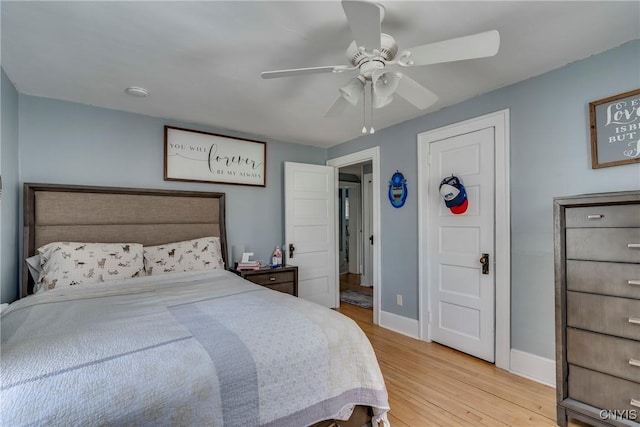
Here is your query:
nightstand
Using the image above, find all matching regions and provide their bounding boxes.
[232,265,298,297]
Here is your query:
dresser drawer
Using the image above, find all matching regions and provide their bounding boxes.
[566,228,640,263]
[567,260,640,299]
[567,291,640,341]
[565,204,640,228]
[261,282,295,296]
[568,365,639,418]
[245,271,294,286]
[567,328,640,383]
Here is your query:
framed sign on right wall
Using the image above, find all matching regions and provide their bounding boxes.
[589,88,640,169]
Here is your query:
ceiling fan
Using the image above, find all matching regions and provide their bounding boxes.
[260,0,500,129]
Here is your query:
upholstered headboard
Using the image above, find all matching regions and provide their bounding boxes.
[23,183,228,297]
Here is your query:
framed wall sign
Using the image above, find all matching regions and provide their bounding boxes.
[589,88,640,169]
[164,126,266,186]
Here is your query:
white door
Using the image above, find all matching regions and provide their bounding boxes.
[285,162,337,307]
[361,173,373,287]
[428,127,495,362]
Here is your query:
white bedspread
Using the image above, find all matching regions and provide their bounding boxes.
[1,269,390,426]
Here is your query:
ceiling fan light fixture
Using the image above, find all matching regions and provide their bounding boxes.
[371,70,400,108]
[372,93,393,109]
[339,76,366,105]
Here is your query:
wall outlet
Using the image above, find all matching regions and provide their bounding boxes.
[396,294,403,306]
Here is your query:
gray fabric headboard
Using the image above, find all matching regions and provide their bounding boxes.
[23,183,228,297]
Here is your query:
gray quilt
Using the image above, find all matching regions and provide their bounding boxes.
[1,270,390,426]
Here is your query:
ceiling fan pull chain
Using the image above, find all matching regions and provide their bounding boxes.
[361,83,367,133]
[369,83,375,134]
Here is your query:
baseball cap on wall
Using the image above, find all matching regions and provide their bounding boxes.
[439,175,468,215]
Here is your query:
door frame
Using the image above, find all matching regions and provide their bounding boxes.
[327,147,381,325]
[417,109,510,370]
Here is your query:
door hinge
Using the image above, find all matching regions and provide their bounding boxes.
[428,311,432,324]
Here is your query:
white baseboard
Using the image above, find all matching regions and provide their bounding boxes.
[379,310,419,339]
[509,349,556,387]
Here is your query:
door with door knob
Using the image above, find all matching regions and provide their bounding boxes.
[426,127,496,363]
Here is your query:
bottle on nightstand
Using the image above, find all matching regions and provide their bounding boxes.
[272,246,282,267]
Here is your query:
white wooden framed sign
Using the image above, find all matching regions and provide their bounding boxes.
[164,126,266,187]
[589,88,640,169]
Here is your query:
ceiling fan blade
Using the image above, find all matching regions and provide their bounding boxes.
[324,95,352,117]
[395,74,438,110]
[342,0,382,51]
[260,65,346,79]
[406,30,500,67]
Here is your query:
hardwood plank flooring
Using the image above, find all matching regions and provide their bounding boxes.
[340,273,373,295]
[336,303,588,427]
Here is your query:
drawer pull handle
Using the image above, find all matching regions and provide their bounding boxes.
[629,317,640,325]
[631,399,640,409]
[587,214,603,219]
[629,280,640,286]
[269,277,276,281]
[629,244,640,249]
[630,359,640,367]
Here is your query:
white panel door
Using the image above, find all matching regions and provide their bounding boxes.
[428,127,495,362]
[285,162,337,307]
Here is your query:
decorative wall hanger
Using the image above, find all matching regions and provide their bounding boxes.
[388,171,407,208]
[439,175,468,214]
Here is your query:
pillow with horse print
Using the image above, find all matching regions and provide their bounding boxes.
[143,237,225,276]
[36,242,145,293]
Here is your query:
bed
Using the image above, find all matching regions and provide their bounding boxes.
[1,183,390,426]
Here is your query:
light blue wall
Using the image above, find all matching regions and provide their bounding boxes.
[16,95,326,302]
[1,69,20,304]
[7,41,640,359]
[328,40,640,359]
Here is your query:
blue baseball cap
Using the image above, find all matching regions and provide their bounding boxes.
[439,175,468,214]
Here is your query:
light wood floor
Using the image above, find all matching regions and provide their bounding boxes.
[337,303,586,427]
[340,273,373,296]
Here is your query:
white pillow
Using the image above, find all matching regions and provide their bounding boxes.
[25,254,41,283]
[36,242,145,293]
[143,237,225,276]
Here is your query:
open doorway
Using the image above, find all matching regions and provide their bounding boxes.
[327,147,380,324]
[337,162,373,316]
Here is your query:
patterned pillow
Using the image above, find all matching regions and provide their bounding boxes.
[25,254,42,283]
[36,242,145,293]
[143,237,225,276]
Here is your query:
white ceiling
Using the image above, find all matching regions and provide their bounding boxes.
[3,1,639,148]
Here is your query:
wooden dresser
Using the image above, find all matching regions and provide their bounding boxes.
[232,265,298,297]
[554,191,640,427]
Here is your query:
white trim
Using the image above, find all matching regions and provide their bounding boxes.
[327,147,381,325]
[379,310,420,339]
[417,109,511,370]
[509,349,556,388]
